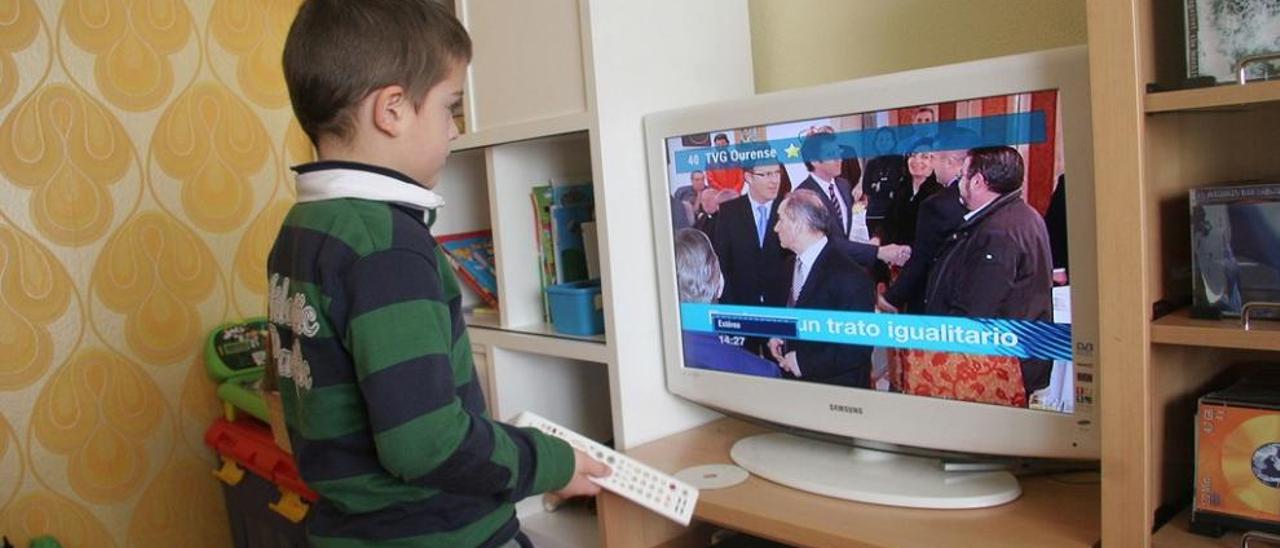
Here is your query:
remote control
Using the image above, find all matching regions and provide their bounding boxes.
[513,411,699,526]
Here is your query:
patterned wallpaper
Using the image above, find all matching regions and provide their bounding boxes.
[0,1,309,545]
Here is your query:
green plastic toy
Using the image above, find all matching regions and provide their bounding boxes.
[205,318,272,421]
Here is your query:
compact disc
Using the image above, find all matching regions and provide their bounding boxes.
[1222,414,1280,511]
[675,464,749,490]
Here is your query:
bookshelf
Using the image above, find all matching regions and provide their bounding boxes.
[1151,309,1280,352]
[1145,79,1280,113]
[450,113,593,152]
[1087,0,1280,545]
[436,0,755,544]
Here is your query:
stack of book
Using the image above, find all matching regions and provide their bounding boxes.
[531,182,596,320]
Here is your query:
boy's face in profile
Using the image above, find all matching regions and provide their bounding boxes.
[404,61,466,189]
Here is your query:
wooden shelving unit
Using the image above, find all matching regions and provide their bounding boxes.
[1087,1,1280,545]
[1145,79,1280,113]
[1151,309,1280,352]
[599,418,1102,548]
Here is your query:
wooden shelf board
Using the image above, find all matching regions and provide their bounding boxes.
[467,322,609,363]
[452,112,592,151]
[1150,309,1280,352]
[1146,80,1280,113]
[609,418,1100,547]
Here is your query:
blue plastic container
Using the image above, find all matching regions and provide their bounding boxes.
[546,280,605,335]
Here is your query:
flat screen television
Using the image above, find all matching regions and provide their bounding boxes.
[645,46,1097,508]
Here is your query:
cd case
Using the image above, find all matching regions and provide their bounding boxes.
[1193,368,1280,536]
[1189,182,1280,319]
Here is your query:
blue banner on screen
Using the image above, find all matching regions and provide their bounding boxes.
[681,303,1071,361]
[672,112,1048,174]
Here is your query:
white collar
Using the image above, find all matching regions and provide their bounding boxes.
[963,196,996,221]
[796,236,828,268]
[294,164,445,213]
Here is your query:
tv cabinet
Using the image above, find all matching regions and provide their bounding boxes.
[597,418,1100,547]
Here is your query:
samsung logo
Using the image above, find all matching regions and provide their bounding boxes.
[829,403,863,415]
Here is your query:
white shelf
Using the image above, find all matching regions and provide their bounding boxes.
[468,323,609,363]
[517,497,601,548]
[451,112,592,152]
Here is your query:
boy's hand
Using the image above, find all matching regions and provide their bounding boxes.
[550,449,611,499]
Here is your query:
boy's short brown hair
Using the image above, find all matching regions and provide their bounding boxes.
[283,0,472,145]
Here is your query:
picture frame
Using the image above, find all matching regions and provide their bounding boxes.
[1186,0,1280,83]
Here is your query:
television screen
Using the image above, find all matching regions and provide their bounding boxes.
[663,89,1079,415]
[648,48,1097,472]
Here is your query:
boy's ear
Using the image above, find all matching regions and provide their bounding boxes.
[370,85,411,137]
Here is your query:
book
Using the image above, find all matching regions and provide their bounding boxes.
[550,184,595,283]
[437,230,498,309]
[551,203,592,283]
[531,185,556,319]
[530,182,595,320]
[581,220,600,279]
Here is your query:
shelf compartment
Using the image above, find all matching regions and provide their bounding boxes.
[485,134,595,330]
[485,348,613,443]
[435,148,492,311]
[516,497,600,548]
[1151,309,1280,352]
[468,323,608,363]
[451,112,592,152]
[1146,80,1280,113]
[459,0,587,136]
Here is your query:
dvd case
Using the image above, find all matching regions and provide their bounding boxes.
[1189,182,1280,319]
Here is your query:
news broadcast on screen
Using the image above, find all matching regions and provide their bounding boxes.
[662,90,1078,414]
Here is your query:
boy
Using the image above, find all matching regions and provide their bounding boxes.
[268,1,608,546]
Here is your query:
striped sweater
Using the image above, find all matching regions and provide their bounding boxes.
[266,161,574,547]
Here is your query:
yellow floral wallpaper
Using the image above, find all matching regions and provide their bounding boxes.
[0,0,309,545]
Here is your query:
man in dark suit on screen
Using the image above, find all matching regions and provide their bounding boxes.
[923,145,1055,394]
[880,127,977,313]
[767,189,876,388]
[711,154,791,307]
[795,131,911,270]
